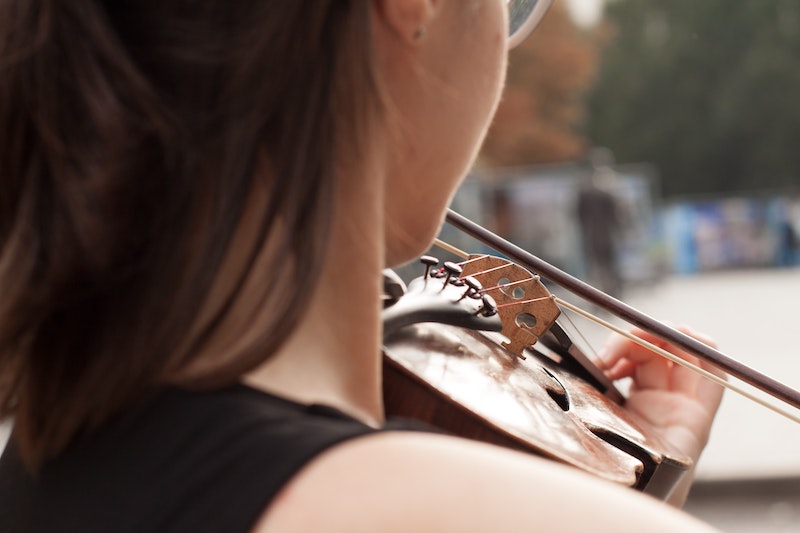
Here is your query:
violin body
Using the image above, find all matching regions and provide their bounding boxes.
[382,255,692,501]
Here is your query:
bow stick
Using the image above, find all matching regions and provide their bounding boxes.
[442,208,800,423]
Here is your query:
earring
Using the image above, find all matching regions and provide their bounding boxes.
[413,25,426,41]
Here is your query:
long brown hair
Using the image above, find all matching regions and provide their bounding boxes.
[0,0,380,469]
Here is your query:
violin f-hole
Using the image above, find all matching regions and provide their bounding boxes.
[542,368,570,412]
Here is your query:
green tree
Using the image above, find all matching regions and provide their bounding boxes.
[587,0,800,197]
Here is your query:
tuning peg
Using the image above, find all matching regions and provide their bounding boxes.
[442,261,463,287]
[419,255,439,279]
[460,276,483,300]
[480,294,498,317]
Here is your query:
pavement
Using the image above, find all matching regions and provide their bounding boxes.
[588,268,800,482]
[563,268,800,532]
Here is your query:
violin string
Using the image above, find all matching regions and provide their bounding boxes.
[555,301,603,362]
[556,297,800,425]
[458,255,488,266]
[431,238,800,423]
[432,240,537,283]
[434,238,470,259]
[477,277,536,294]
[495,296,555,309]
[462,262,518,278]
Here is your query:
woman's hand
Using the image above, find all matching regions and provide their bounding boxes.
[597,325,725,505]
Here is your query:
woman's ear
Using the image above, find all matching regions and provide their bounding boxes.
[372,0,440,45]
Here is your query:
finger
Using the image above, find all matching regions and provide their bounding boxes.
[598,327,673,368]
[605,358,635,380]
[597,323,725,404]
[651,325,722,398]
[688,357,726,411]
[599,330,672,389]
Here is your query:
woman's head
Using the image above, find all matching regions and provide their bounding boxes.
[372,0,507,264]
[373,0,553,264]
[0,0,552,469]
[0,0,379,468]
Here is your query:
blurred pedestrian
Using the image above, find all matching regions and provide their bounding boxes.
[576,165,623,296]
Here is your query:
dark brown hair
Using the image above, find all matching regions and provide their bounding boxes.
[0,0,379,469]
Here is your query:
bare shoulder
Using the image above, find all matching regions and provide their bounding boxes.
[251,431,719,533]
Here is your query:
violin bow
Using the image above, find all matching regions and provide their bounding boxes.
[442,208,800,424]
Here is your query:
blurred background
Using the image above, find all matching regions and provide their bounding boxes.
[2,1,799,531]
[448,0,800,530]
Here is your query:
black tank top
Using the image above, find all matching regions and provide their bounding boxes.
[0,384,424,533]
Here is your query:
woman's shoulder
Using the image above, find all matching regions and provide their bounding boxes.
[0,384,384,533]
[252,431,719,533]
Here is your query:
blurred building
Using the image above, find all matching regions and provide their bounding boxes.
[450,163,800,285]
[452,162,665,292]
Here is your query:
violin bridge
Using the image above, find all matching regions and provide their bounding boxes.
[461,255,560,359]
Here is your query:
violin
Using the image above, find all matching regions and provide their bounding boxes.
[381,209,800,501]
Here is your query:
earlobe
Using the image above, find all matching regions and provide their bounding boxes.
[373,0,438,45]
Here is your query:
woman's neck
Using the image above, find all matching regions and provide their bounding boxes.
[244,164,387,426]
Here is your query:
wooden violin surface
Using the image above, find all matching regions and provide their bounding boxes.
[382,255,692,500]
[384,322,692,499]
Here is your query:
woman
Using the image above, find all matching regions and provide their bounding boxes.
[0,1,723,531]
